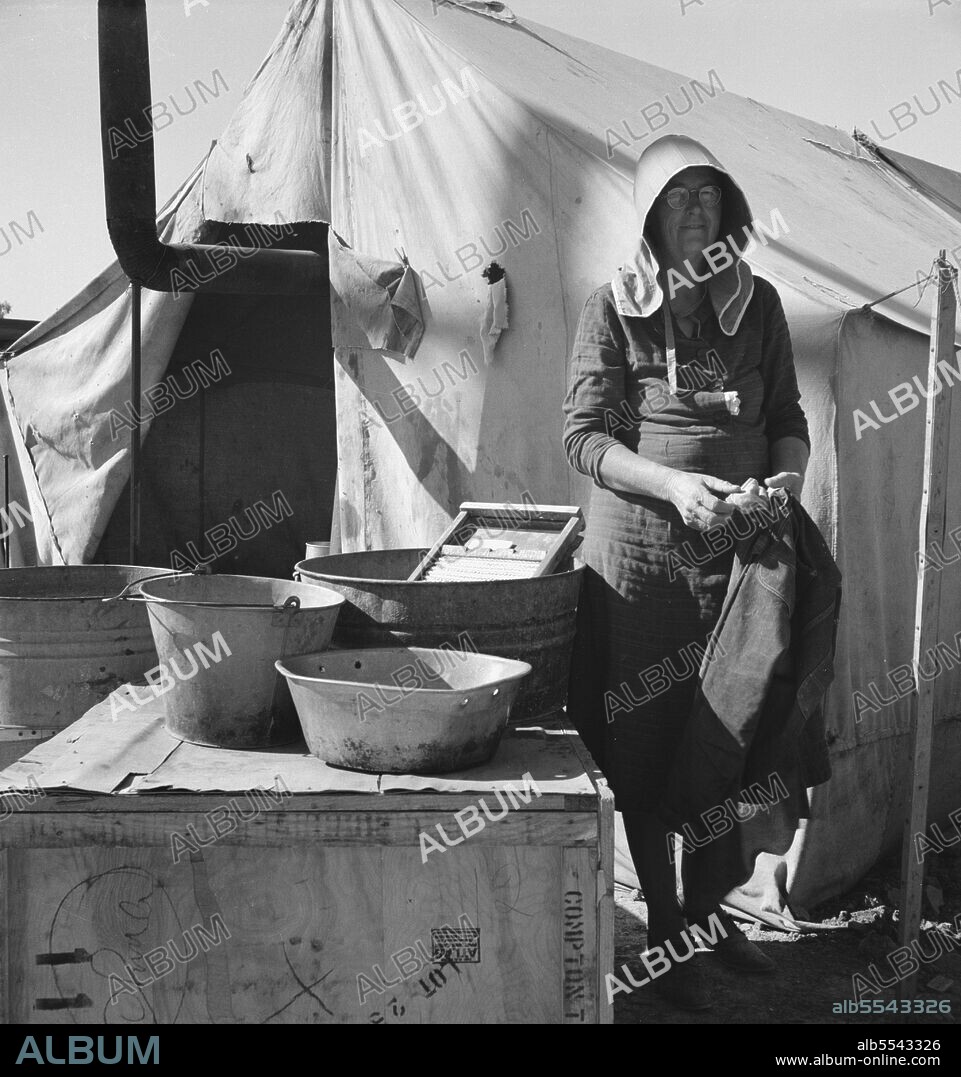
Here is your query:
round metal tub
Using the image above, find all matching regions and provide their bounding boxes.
[277,646,531,774]
[0,565,175,730]
[294,549,584,723]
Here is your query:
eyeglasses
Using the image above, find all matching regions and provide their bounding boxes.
[661,184,722,210]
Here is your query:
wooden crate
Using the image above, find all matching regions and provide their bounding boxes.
[0,690,613,1024]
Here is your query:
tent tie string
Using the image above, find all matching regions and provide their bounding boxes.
[860,259,959,313]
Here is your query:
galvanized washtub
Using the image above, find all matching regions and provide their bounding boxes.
[277,646,531,774]
[0,565,174,730]
[132,573,344,749]
[294,549,584,723]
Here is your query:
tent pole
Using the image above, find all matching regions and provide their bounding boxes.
[129,280,142,565]
[897,251,957,1000]
[2,453,9,569]
[198,385,205,567]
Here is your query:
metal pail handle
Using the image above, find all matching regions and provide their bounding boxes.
[101,568,206,604]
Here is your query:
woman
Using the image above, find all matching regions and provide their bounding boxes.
[563,134,810,1010]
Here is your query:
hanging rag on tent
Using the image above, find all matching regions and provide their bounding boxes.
[480,262,509,363]
[328,236,428,359]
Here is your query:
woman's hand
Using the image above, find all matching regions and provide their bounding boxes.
[666,472,740,532]
[764,471,804,499]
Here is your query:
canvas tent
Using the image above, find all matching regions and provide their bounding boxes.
[2,0,960,921]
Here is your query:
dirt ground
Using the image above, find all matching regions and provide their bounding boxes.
[613,842,961,1025]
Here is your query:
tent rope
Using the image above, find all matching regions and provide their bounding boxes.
[860,264,938,312]
[860,259,960,314]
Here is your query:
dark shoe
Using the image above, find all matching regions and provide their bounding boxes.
[690,909,776,973]
[649,957,712,1011]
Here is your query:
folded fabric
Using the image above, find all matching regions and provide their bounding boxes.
[658,492,842,844]
[328,237,427,358]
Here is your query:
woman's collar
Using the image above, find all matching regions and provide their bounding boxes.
[611,238,755,335]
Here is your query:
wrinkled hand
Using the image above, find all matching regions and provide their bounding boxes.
[764,471,804,499]
[666,472,740,532]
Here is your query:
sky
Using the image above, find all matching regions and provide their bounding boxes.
[1,0,959,321]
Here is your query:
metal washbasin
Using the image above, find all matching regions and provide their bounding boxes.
[294,549,583,723]
[276,646,531,774]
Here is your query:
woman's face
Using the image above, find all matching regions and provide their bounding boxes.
[650,166,723,268]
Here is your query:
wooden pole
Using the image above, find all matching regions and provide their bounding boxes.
[898,252,958,999]
[2,453,9,569]
[129,281,142,566]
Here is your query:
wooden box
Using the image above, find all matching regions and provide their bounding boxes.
[0,689,613,1024]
